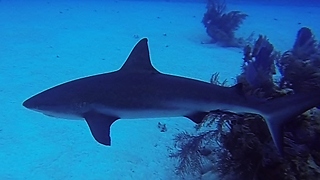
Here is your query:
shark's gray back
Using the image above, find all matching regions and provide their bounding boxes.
[23,38,320,154]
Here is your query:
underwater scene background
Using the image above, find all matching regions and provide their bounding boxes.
[1,0,320,179]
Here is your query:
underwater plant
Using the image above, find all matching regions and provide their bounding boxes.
[202,0,248,47]
[170,27,320,179]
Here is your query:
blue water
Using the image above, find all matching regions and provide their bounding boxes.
[0,0,319,179]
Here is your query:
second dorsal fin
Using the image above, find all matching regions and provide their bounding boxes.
[120,38,159,74]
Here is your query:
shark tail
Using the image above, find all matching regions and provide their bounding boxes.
[258,92,320,155]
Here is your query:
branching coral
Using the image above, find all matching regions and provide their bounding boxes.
[277,27,320,93]
[171,110,320,179]
[169,131,212,175]
[238,35,281,98]
[202,0,248,47]
[210,72,228,86]
[170,28,320,179]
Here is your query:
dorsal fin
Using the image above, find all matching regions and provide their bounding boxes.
[120,38,159,73]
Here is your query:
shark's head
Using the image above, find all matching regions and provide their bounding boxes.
[23,84,87,119]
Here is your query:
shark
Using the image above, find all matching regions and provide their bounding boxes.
[23,38,320,154]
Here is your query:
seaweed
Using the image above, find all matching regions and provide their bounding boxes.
[170,28,320,179]
[202,0,248,47]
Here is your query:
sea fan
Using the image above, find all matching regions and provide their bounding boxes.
[169,131,212,175]
[277,27,320,92]
[202,0,247,47]
[238,35,280,97]
[293,27,318,59]
[171,28,320,179]
[171,110,320,179]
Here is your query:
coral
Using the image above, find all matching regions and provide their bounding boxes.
[277,27,320,93]
[170,28,320,179]
[210,72,227,86]
[293,27,318,58]
[238,35,281,98]
[169,131,210,175]
[171,110,320,179]
[202,0,247,47]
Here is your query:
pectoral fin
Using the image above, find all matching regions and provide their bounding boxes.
[185,112,208,124]
[83,112,118,146]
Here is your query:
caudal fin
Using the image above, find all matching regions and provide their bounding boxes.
[259,92,320,155]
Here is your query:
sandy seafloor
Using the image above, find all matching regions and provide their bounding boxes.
[1,0,320,179]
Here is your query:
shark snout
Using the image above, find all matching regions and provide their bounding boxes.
[23,97,37,109]
[23,89,57,110]
[23,93,47,110]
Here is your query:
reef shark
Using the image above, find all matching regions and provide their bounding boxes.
[23,38,320,154]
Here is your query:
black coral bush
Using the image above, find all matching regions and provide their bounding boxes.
[170,27,320,179]
[202,0,248,47]
[277,27,320,93]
